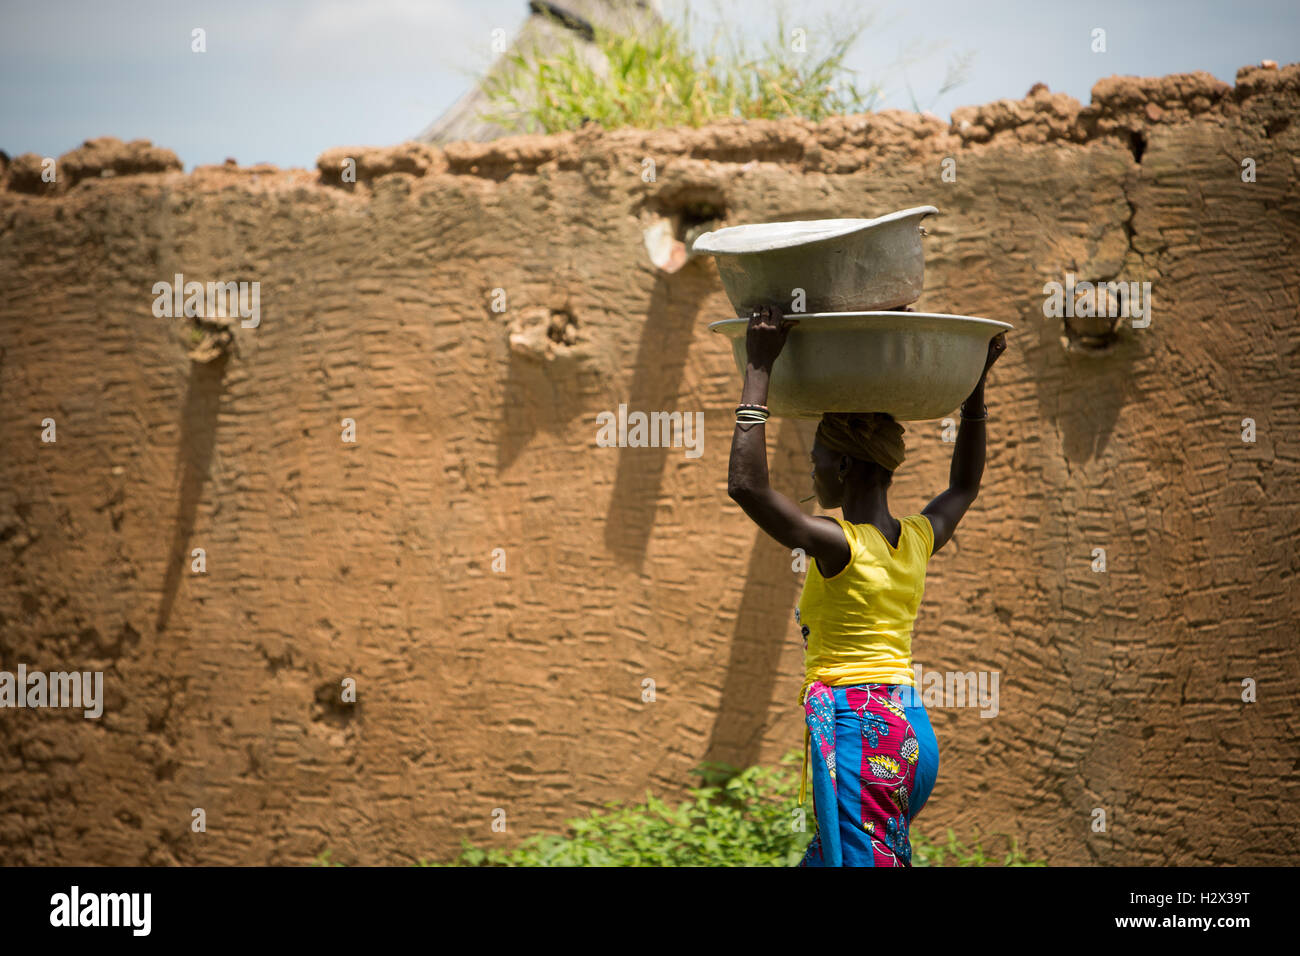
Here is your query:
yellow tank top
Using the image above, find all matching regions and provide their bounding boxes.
[795,513,935,802]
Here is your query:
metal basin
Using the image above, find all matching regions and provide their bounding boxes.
[708,311,1013,420]
[691,206,937,316]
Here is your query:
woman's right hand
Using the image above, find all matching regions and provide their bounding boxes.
[745,304,798,370]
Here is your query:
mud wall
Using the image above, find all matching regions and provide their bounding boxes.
[1,64,1297,865]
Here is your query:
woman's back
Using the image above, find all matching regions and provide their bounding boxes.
[797,514,935,700]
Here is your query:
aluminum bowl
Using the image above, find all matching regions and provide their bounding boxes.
[691,206,937,317]
[708,311,1012,421]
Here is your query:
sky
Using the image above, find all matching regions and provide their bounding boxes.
[1,0,1297,171]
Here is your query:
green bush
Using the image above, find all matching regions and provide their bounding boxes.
[416,749,1044,867]
[424,750,811,867]
[478,0,883,136]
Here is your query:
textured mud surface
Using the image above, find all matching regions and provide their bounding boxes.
[1,65,1297,864]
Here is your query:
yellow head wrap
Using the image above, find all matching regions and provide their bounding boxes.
[815,412,906,472]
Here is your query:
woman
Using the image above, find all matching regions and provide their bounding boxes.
[726,303,1007,867]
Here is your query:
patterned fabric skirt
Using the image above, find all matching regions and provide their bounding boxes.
[799,681,939,867]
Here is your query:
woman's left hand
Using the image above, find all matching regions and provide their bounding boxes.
[745,304,798,369]
[981,331,1007,377]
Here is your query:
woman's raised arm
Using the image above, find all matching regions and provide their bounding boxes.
[923,332,1007,554]
[727,306,850,568]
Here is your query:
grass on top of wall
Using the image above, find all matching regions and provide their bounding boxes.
[477,0,896,136]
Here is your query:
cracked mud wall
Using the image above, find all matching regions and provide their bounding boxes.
[1,64,1297,865]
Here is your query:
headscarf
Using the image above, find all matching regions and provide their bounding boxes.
[815,412,906,472]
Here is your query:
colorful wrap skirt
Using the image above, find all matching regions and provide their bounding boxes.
[799,681,939,867]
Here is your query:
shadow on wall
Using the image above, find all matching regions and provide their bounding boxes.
[704,418,810,771]
[155,353,228,633]
[1031,304,1142,463]
[602,272,707,570]
[495,307,594,471]
[491,265,711,571]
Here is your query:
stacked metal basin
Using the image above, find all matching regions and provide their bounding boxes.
[693,207,1012,420]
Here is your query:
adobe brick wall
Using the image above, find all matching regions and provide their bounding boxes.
[1,63,1296,864]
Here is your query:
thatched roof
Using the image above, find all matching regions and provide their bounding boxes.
[417,0,665,145]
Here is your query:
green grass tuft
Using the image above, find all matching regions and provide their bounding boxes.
[478,0,884,136]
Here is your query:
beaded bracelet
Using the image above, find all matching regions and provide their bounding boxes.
[736,403,769,414]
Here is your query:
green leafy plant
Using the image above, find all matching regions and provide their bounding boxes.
[429,750,811,867]
[912,825,1046,867]
[478,0,884,136]
[413,750,1045,867]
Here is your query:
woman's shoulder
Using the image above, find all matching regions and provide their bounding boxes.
[904,513,936,557]
[815,514,856,542]
[813,514,852,541]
